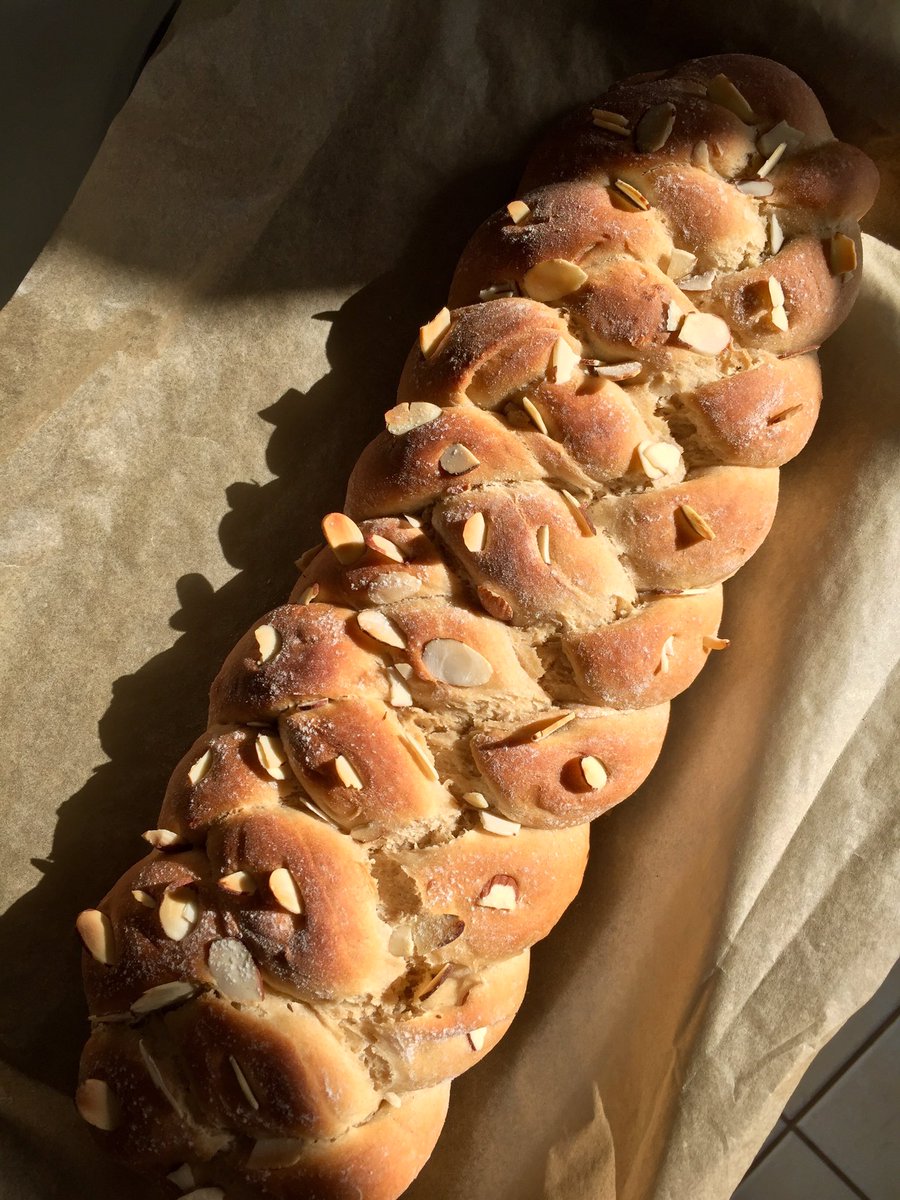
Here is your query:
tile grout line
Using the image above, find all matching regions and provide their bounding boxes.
[787,1009,900,1125]
[792,1127,871,1200]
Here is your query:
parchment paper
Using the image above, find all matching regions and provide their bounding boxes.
[1,2,898,1198]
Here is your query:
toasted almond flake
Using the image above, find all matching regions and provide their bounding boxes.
[399,731,440,781]
[142,828,183,850]
[479,811,521,837]
[181,1190,225,1200]
[159,887,201,942]
[736,179,774,197]
[593,117,633,135]
[334,754,364,790]
[269,867,304,915]
[703,635,731,651]
[439,442,480,475]
[666,301,684,333]
[368,572,421,604]
[666,248,698,280]
[548,335,581,384]
[560,489,595,536]
[479,282,516,300]
[589,360,642,381]
[131,980,197,1015]
[387,665,414,707]
[658,634,676,674]
[757,141,787,178]
[462,511,487,553]
[139,1041,187,1118]
[679,270,716,291]
[395,662,413,679]
[322,512,366,565]
[357,609,406,648]
[580,755,608,790]
[211,936,266,1003]
[759,120,805,158]
[635,101,676,152]
[706,73,755,122]
[167,1164,196,1190]
[770,304,789,331]
[767,277,785,307]
[506,200,531,224]
[638,440,682,479]
[384,1091,402,1107]
[389,925,416,956]
[521,395,549,435]
[349,823,380,843]
[422,638,492,687]
[462,791,490,810]
[477,876,518,911]
[692,140,711,170]
[677,311,731,355]
[678,503,716,541]
[366,533,404,563]
[830,233,858,275]
[767,404,803,426]
[522,258,588,302]
[256,732,289,780]
[613,178,651,210]
[76,909,116,965]
[590,107,629,128]
[131,889,156,909]
[532,711,576,740]
[536,524,551,564]
[768,212,785,254]
[229,1056,260,1110]
[296,543,323,571]
[75,1079,121,1131]
[477,584,514,621]
[188,748,213,785]
[254,624,282,663]
[219,870,257,895]
[298,582,319,605]
[413,963,452,1002]
[384,400,443,436]
[468,1027,489,1051]
[403,512,422,528]
[419,306,451,356]
[247,1138,305,1170]
[297,795,340,828]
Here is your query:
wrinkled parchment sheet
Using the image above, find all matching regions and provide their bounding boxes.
[1,2,898,1198]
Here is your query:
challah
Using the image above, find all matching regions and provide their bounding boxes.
[74,53,877,1200]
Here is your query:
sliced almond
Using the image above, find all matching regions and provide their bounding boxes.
[422,638,492,687]
[269,867,304,915]
[167,1165,196,1191]
[679,270,716,291]
[477,875,518,911]
[735,179,774,197]
[140,1039,187,1119]
[536,524,551,564]
[188,748,213,785]
[384,400,442,435]
[384,1091,402,1108]
[770,304,789,331]
[677,312,731,355]
[76,909,116,966]
[322,512,366,565]
[522,258,588,302]
[768,212,785,254]
[403,513,422,528]
[479,282,516,300]
[296,543,323,571]
[579,755,608,790]
[131,889,156,909]
[413,963,452,1003]
[181,1190,225,1200]
[588,360,642,381]
[248,1138,305,1170]
[479,811,521,837]
[229,1056,260,1110]
[759,120,805,158]
[706,73,755,122]
[767,277,785,307]
[468,1027,489,1051]
[399,730,440,781]
[254,624,282,663]
[387,665,414,708]
[635,101,676,152]
[349,823,380,843]
[297,582,319,605]
[692,140,711,170]
[297,795,340,829]
[357,608,406,648]
[419,306,451,357]
[142,828,184,850]
[439,443,480,475]
[389,925,416,957]
[477,585,514,621]
[658,634,676,674]
[560,489,595,536]
[207,937,264,1003]
[593,117,633,135]
[218,870,257,895]
[75,1079,121,1131]
[548,335,581,384]
[131,980,197,1015]
[256,732,289,780]
[366,533,404,563]
[531,711,576,740]
[703,635,731,651]
[678,503,716,541]
[334,754,364,790]
[462,511,487,553]
[637,440,682,480]
[462,791,489,810]
[757,141,787,178]
[767,404,803,426]
[506,200,531,225]
[159,887,201,942]
[368,572,420,603]
[590,107,629,129]
[666,301,684,333]
[521,395,549,435]
[613,178,651,210]
[829,233,858,275]
[666,248,698,280]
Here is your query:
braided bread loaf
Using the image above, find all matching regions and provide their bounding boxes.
[74,53,877,1200]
